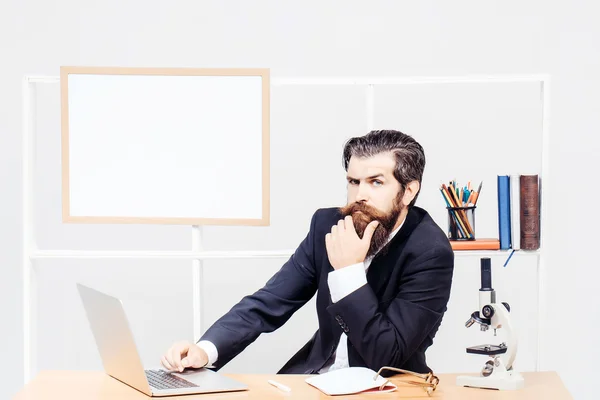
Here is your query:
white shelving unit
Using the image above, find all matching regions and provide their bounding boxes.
[22,74,550,382]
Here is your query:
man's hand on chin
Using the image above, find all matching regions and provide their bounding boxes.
[325,215,379,270]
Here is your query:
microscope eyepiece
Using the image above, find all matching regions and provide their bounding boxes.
[480,257,492,290]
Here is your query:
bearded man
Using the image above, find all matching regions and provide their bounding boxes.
[162,130,454,376]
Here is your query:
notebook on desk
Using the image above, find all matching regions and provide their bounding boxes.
[306,367,397,395]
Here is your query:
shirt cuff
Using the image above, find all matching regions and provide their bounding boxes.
[197,340,218,368]
[328,262,367,303]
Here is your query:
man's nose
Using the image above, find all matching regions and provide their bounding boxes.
[355,183,369,202]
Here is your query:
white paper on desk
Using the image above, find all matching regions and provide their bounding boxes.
[305,367,397,396]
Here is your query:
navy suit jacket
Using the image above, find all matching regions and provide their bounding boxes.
[200,206,454,375]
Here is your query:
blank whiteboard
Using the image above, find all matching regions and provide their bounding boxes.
[60,66,270,225]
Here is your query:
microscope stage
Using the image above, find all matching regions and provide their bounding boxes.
[466,344,508,355]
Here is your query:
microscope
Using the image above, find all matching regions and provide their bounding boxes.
[456,257,525,390]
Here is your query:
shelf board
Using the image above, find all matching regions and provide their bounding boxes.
[453,249,540,258]
[30,248,540,260]
[30,249,295,260]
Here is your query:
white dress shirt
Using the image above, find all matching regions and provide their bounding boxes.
[198,220,404,371]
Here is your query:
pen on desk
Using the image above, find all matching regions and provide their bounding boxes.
[268,379,292,392]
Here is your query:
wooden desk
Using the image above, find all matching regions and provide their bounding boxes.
[14,371,572,399]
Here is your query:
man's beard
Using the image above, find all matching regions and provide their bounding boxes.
[339,196,404,258]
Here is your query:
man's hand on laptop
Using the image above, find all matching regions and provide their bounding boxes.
[161,341,208,372]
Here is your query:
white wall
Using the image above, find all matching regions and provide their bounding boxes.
[2,1,599,399]
[27,64,545,378]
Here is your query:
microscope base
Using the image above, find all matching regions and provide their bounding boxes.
[456,370,525,391]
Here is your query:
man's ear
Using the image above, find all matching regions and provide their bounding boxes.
[402,181,420,206]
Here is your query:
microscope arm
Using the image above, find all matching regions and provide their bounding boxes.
[490,303,518,370]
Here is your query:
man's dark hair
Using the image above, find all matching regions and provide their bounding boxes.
[342,130,426,208]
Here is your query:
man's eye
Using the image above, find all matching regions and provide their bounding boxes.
[349,180,359,185]
[372,180,383,186]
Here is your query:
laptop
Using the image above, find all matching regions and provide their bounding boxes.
[76,283,248,397]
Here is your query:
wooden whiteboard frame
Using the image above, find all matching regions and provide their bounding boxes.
[60,66,270,226]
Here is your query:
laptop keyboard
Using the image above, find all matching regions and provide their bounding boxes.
[145,369,199,390]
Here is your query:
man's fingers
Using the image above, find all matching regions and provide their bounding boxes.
[331,225,338,237]
[181,347,197,368]
[184,347,207,368]
[337,219,345,232]
[171,344,187,372]
[170,347,182,372]
[161,355,174,371]
[325,232,338,268]
[362,220,380,242]
[165,349,175,370]
[344,215,355,234]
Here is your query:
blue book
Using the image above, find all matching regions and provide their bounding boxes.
[497,175,512,250]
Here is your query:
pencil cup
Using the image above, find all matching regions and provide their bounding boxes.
[447,206,476,241]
